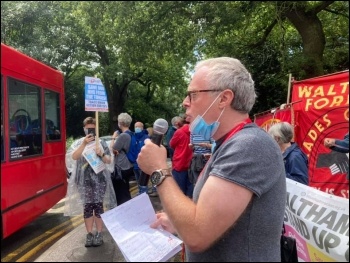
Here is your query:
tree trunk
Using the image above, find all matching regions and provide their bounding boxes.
[284,10,325,77]
[105,78,129,133]
[279,1,335,78]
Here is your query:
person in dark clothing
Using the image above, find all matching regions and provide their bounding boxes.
[268,122,309,185]
[324,132,349,153]
[324,132,349,179]
[133,121,150,194]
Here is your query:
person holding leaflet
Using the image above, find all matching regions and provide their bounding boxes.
[65,117,116,247]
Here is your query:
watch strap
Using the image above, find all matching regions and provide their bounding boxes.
[160,168,171,176]
[153,168,172,186]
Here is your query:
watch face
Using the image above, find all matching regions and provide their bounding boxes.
[151,171,162,185]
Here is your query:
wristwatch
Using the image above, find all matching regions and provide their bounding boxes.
[150,169,172,186]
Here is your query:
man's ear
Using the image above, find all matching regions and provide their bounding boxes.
[219,89,234,108]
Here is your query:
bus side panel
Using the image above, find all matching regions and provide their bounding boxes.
[1,184,67,238]
[1,156,67,209]
[1,155,67,238]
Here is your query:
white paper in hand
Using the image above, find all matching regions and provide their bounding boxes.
[101,193,183,262]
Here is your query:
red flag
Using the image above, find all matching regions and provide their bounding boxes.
[292,70,349,198]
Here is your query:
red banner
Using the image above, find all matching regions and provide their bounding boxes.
[254,107,292,131]
[292,70,349,198]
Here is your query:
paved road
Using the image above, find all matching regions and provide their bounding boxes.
[35,159,183,262]
[35,192,182,262]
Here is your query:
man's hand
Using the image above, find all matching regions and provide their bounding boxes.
[324,138,336,148]
[150,212,177,235]
[137,139,168,175]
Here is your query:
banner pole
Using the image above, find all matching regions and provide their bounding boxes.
[93,74,100,149]
[95,111,99,149]
[286,73,292,104]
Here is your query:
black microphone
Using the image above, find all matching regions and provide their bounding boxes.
[138,118,169,186]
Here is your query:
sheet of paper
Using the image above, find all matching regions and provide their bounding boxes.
[101,193,183,262]
[82,141,105,174]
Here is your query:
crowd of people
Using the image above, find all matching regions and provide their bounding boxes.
[63,56,348,261]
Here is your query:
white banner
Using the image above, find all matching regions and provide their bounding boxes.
[285,179,349,262]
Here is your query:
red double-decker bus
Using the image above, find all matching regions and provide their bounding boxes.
[1,43,67,239]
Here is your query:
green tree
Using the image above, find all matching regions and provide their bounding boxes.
[68,1,198,131]
[190,1,349,110]
[2,1,348,130]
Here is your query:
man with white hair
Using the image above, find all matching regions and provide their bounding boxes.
[137,57,286,261]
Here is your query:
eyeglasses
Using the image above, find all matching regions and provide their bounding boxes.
[186,89,221,102]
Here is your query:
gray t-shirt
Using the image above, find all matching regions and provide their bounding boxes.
[113,132,133,170]
[187,123,286,262]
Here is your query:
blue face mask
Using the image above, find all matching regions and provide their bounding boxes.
[190,116,219,141]
[135,127,142,133]
[190,93,224,140]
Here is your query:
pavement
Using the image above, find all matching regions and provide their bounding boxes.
[35,194,182,262]
[35,160,182,262]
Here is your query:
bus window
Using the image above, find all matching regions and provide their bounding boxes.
[44,90,61,141]
[8,78,42,159]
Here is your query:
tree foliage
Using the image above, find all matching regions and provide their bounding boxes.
[1,1,348,136]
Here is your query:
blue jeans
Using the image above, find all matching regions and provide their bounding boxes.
[134,169,149,194]
[172,169,193,198]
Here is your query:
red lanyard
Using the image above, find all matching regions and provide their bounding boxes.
[197,118,252,181]
[222,118,252,144]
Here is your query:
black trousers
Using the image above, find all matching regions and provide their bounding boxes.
[112,167,133,206]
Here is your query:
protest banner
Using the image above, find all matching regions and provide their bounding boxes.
[254,106,292,132]
[291,71,349,198]
[85,76,109,112]
[285,179,349,262]
[84,76,109,155]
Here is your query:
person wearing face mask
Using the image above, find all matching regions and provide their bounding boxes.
[137,57,286,262]
[64,117,117,248]
[133,121,150,195]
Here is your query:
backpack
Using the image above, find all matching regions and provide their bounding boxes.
[124,130,139,164]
